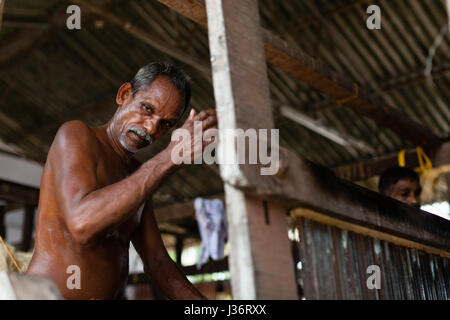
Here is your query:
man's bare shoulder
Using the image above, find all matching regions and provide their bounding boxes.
[50,120,100,159]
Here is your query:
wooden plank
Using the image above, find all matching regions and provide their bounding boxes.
[261,31,440,151]
[0,0,5,30]
[155,0,441,151]
[245,148,450,252]
[293,208,450,259]
[333,148,420,181]
[157,0,208,27]
[128,257,229,284]
[0,28,48,66]
[0,0,114,69]
[0,206,5,238]
[0,179,39,205]
[72,0,211,77]
[181,257,228,276]
[205,0,297,299]
[153,193,223,223]
[242,194,298,299]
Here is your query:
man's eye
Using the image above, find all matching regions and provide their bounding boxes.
[142,104,152,113]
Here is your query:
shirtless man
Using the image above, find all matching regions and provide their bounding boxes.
[26,62,217,299]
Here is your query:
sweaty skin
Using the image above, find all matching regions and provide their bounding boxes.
[388,178,422,208]
[26,75,217,299]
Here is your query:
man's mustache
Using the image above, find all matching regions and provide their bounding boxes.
[129,127,153,145]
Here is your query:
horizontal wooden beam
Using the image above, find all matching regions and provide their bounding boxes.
[333,148,421,181]
[280,104,375,155]
[291,62,450,116]
[153,194,223,223]
[155,0,441,151]
[242,147,450,252]
[0,1,114,69]
[72,0,211,76]
[2,19,50,29]
[0,28,48,66]
[182,257,228,276]
[380,62,450,92]
[0,179,39,205]
[294,208,450,259]
[127,257,229,284]
[261,31,440,151]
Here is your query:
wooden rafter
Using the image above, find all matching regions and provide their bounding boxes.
[155,0,441,152]
[72,0,211,76]
[0,179,39,205]
[0,0,5,30]
[332,148,421,182]
[0,0,115,68]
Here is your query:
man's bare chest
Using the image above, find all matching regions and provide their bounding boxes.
[95,157,142,240]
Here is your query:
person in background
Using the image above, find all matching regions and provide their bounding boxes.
[378,166,422,208]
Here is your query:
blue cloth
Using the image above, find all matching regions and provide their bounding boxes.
[194,198,227,269]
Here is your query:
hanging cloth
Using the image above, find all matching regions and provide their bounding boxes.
[194,198,227,269]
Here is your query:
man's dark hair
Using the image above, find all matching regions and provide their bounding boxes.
[378,166,420,196]
[130,62,191,120]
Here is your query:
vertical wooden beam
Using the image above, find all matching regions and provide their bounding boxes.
[205,0,297,299]
[0,0,5,30]
[434,141,450,202]
[20,205,35,251]
[0,206,6,239]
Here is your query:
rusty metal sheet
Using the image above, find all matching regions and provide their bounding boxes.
[298,217,450,300]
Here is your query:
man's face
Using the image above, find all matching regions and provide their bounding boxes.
[389,178,422,208]
[114,75,183,153]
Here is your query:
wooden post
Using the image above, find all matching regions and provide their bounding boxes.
[20,205,35,251]
[0,0,5,30]
[205,0,297,299]
[0,205,5,239]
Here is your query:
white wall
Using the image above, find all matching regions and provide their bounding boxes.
[0,152,43,188]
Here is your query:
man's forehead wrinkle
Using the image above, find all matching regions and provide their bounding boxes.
[135,82,181,121]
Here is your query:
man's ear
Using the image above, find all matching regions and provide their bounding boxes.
[116,83,133,105]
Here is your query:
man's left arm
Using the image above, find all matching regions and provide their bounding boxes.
[131,199,205,300]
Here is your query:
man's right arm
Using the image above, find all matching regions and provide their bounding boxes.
[51,109,216,245]
[50,120,177,245]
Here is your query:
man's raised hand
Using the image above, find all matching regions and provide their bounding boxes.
[168,108,218,165]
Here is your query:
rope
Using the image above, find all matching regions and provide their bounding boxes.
[398,147,432,175]
[0,235,23,273]
[336,83,359,104]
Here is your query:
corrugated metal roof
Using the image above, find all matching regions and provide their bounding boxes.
[0,0,449,206]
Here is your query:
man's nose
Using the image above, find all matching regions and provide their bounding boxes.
[143,117,160,135]
[408,194,418,206]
